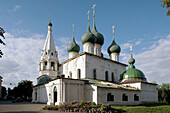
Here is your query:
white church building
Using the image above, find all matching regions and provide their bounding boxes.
[32,7,158,105]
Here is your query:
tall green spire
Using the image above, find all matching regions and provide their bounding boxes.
[128,46,135,65]
[81,10,95,44]
[91,4,104,45]
[107,26,121,54]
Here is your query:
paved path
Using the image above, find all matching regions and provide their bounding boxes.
[0,101,74,113]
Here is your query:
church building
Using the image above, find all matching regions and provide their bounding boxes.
[32,6,158,105]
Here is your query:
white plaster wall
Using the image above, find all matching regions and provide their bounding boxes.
[97,87,141,105]
[60,55,86,79]
[85,54,126,83]
[84,84,97,103]
[83,42,94,54]
[140,83,158,103]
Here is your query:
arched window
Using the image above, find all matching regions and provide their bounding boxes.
[51,62,55,71]
[44,61,47,70]
[93,69,96,79]
[134,94,139,101]
[105,71,108,81]
[112,72,114,82]
[77,69,81,79]
[69,72,72,78]
[122,93,128,101]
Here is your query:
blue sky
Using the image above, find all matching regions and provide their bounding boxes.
[0,0,170,87]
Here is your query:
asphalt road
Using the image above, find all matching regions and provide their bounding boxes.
[0,100,77,113]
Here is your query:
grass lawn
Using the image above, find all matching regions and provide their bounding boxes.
[112,103,170,113]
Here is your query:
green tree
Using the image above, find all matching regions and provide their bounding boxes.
[161,0,170,16]
[12,80,33,101]
[0,27,5,58]
[158,83,170,103]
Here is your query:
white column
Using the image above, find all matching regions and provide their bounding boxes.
[69,52,78,59]
[83,42,94,54]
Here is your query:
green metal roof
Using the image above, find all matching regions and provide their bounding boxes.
[48,22,52,26]
[67,37,80,53]
[92,23,104,45]
[107,40,121,54]
[38,75,52,85]
[120,54,146,83]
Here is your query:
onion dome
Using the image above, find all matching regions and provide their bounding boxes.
[120,46,146,83]
[67,24,80,52]
[91,5,104,45]
[81,11,95,44]
[67,37,80,53]
[107,26,121,54]
[67,24,80,53]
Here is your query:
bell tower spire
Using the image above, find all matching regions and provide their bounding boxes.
[39,16,59,79]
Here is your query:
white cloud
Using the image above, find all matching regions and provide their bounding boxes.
[0,32,68,88]
[121,34,170,84]
[13,5,21,12]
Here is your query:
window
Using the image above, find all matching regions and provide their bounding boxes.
[105,71,108,81]
[69,72,72,78]
[134,94,139,101]
[35,91,37,101]
[44,61,47,70]
[112,72,114,82]
[107,93,114,101]
[93,69,96,79]
[51,52,53,56]
[77,69,81,79]
[122,94,128,101]
[51,62,55,71]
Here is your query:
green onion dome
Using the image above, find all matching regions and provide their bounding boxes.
[107,40,121,54]
[67,37,80,53]
[81,23,95,44]
[120,54,146,83]
[92,24,104,45]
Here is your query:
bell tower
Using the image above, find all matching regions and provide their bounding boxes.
[39,19,59,79]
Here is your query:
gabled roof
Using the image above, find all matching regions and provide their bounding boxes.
[60,52,128,66]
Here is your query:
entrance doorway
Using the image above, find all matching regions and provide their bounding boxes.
[53,87,57,104]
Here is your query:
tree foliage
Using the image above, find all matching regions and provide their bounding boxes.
[157,83,170,103]
[12,80,33,101]
[1,86,7,99]
[161,0,170,16]
[0,27,5,58]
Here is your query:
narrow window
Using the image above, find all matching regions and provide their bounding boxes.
[51,52,53,56]
[105,71,108,81]
[35,91,37,101]
[112,72,114,82]
[77,69,81,79]
[44,61,47,70]
[69,72,72,78]
[93,69,96,79]
[134,94,139,101]
[51,62,55,71]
